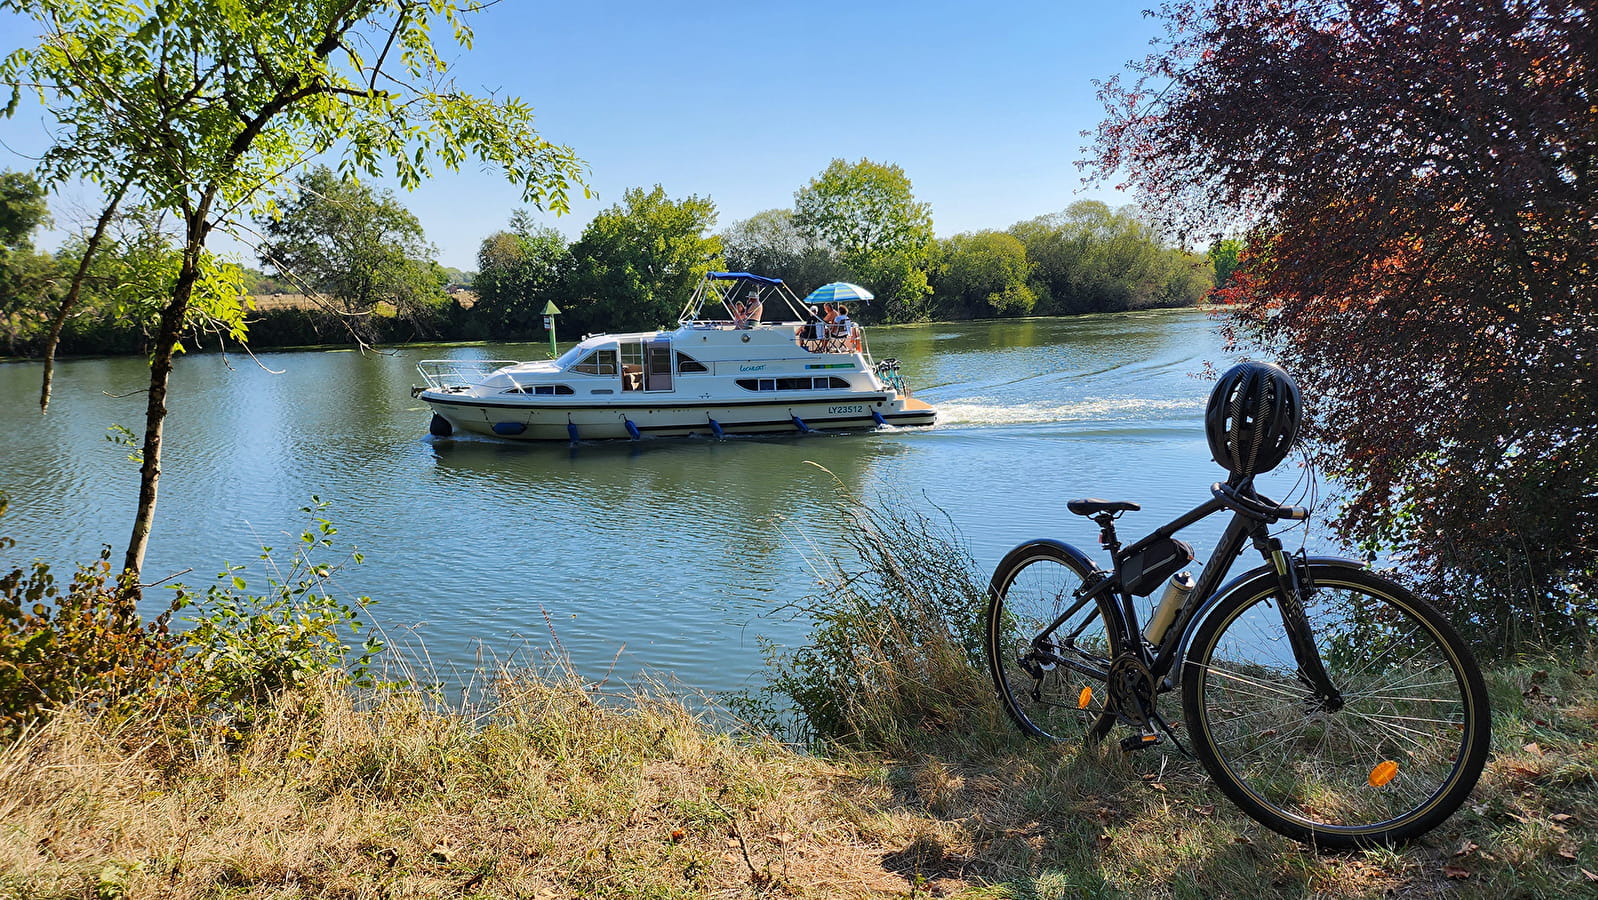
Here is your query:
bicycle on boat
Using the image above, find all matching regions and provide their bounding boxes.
[984,362,1490,848]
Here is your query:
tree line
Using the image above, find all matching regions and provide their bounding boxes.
[1,159,1220,357]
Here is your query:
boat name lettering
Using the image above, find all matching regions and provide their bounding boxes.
[739,364,766,372]
[828,404,866,415]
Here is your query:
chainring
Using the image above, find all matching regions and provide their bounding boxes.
[1106,653,1157,727]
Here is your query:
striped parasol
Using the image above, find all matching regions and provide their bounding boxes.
[802,282,875,305]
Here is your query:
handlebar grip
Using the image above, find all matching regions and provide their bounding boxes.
[1281,505,1310,521]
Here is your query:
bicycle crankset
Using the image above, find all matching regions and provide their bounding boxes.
[1106,653,1157,728]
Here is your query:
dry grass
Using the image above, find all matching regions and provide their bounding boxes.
[2,656,1594,899]
[0,675,955,899]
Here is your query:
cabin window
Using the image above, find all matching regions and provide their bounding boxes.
[675,351,708,373]
[569,349,618,375]
[502,384,574,395]
[735,376,852,392]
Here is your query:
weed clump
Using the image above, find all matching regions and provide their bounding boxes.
[0,495,379,738]
[755,485,999,754]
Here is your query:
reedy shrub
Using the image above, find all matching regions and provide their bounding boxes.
[757,489,994,752]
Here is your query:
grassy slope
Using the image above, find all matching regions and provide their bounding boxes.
[0,656,1594,900]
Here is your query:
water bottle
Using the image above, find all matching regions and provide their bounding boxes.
[1143,571,1196,643]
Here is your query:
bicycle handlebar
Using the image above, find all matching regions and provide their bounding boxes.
[1211,482,1310,522]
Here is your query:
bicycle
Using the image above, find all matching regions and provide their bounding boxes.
[983,363,1490,848]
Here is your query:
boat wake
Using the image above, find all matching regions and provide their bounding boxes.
[931,396,1199,427]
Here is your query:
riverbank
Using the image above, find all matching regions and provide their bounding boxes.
[2,653,1594,899]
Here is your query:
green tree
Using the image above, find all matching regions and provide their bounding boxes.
[4,0,586,583]
[566,186,720,334]
[473,211,571,337]
[0,171,56,354]
[932,230,1035,318]
[257,165,442,321]
[1207,238,1242,291]
[793,158,934,322]
[721,208,843,297]
[0,172,49,247]
[1008,201,1207,315]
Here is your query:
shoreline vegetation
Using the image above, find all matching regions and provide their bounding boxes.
[4,500,1596,899]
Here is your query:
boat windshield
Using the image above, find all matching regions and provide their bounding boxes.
[553,344,590,369]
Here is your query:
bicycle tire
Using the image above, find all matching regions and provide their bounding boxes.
[986,541,1122,743]
[1182,565,1490,847]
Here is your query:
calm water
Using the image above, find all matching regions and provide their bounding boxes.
[0,308,1324,695]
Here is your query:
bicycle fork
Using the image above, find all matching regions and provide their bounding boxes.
[1259,532,1344,711]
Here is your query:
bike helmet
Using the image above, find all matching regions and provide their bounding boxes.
[1204,361,1303,476]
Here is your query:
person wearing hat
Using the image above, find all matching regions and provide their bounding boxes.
[736,289,763,329]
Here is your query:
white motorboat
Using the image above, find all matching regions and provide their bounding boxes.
[412,272,936,441]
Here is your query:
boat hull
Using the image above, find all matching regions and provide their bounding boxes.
[422,393,935,441]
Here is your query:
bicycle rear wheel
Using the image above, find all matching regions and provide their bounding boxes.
[1182,565,1490,847]
[986,541,1122,743]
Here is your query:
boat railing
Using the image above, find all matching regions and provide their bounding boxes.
[416,359,519,390]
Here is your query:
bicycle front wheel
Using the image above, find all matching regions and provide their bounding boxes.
[986,541,1122,744]
[1182,565,1490,847]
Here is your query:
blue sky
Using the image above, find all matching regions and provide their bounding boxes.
[1,2,1165,271]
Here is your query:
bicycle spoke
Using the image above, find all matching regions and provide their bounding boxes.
[1184,570,1489,847]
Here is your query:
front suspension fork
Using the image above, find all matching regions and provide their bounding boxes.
[1261,536,1344,710]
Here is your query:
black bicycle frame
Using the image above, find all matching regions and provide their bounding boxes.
[1040,479,1336,700]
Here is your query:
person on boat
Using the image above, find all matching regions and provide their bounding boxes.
[821,302,839,349]
[797,304,824,349]
[833,304,851,340]
[741,290,763,327]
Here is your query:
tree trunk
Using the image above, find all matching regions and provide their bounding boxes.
[121,240,201,588]
[40,180,128,413]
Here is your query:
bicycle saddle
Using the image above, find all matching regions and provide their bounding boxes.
[1066,498,1141,516]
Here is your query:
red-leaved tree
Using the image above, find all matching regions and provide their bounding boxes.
[1092,0,1596,643]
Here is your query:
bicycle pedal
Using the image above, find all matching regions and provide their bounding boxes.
[1119,730,1162,752]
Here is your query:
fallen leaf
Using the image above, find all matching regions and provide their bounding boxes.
[1552,813,1577,824]
[670,829,685,842]
[1558,846,1577,860]
[1524,742,1544,755]
[1442,865,1472,879]
[1194,804,1215,817]
[1583,869,1598,882]
[1234,835,1253,845]
[1531,669,1549,683]
[772,832,794,847]
[1453,840,1478,857]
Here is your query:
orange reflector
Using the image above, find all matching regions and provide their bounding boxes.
[1078,686,1093,709]
[1368,760,1399,787]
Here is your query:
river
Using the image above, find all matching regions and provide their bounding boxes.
[0,308,1326,696]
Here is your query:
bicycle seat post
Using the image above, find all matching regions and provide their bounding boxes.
[1093,512,1123,558]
